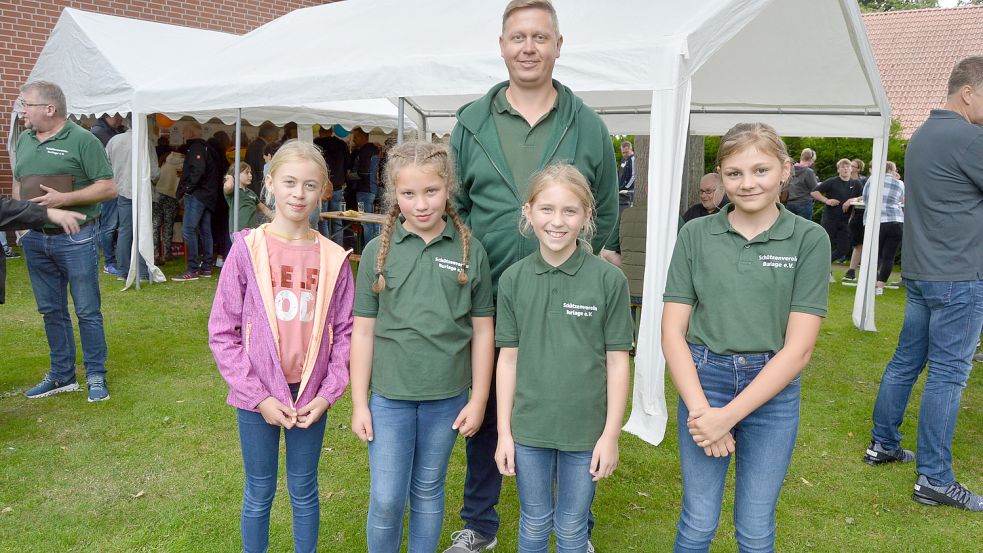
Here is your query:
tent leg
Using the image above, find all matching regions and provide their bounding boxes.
[397,97,405,144]
[233,108,241,233]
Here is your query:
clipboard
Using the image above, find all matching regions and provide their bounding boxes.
[19,174,74,201]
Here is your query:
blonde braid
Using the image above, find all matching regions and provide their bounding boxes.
[445,204,471,285]
[371,203,403,293]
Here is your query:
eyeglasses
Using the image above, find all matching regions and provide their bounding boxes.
[15,99,49,110]
[699,189,716,196]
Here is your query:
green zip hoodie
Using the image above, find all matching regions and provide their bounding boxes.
[450,80,619,290]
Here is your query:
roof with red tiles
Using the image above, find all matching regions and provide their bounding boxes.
[862,6,983,138]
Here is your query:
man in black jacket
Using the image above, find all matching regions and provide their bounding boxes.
[1,199,85,304]
[173,122,222,281]
[90,113,126,274]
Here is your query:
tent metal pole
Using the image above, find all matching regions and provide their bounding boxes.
[233,108,241,233]
[397,97,405,144]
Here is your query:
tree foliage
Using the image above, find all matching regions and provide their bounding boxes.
[858,0,938,11]
[704,118,909,181]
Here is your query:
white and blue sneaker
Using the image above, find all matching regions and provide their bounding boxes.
[25,376,80,398]
[86,376,110,402]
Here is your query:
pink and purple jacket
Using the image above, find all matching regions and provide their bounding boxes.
[209,226,353,411]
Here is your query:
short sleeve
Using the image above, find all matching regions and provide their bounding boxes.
[494,269,519,347]
[663,226,696,305]
[79,132,114,182]
[469,242,495,317]
[603,271,634,351]
[353,240,380,317]
[790,224,831,317]
[816,178,833,195]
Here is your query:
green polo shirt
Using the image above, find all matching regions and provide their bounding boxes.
[664,204,831,355]
[13,120,113,226]
[491,87,559,200]
[354,217,495,400]
[496,247,633,451]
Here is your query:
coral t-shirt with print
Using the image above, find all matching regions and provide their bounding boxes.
[266,235,320,384]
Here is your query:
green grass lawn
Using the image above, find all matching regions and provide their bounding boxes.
[0,259,980,552]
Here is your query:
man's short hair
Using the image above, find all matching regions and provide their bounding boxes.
[258,121,279,141]
[946,56,983,97]
[502,0,559,37]
[837,158,852,168]
[800,148,815,163]
[620,141,633,150]
[21,80,67,116]
[885,160,897,173]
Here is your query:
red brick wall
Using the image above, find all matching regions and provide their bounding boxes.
[0,0,333,196]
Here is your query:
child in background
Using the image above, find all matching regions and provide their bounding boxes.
[662,122,829,552]
[350,140,495,553]
[494,163,632,552]
[209,140,353,553]
[223,162,273,232]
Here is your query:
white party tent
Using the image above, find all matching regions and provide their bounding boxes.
[135,0,891,446]
[22,8,413,287]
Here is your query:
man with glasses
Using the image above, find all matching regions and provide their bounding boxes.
[682,172,727,223]
[865,56,983,512]
[13,80,117,402]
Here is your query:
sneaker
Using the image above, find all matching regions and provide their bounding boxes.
[86,376,110,402]
[197,269,213,278]
[974,352,983,363]
[443,529,497,552]
[25,376,80,398]
[875,287,884,296]
[863,440,914,465]
[3,247,21,259]
[171,271,199,282]
[103,264,120,275]
[912,474,983,511]
[842,269,857,281]
[587,540,596,553]
[885,281,903,289]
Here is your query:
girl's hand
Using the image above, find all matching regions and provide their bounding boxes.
[703,433,736,458]
[590,433,620,481]
[495,434,516,477]
[452,399,486,438]
[351,405,374,443]
[295,397,330,429]
[687,407,736,447]
[257,396,297,429]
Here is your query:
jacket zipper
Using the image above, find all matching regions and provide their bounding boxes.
[471,134,518,202]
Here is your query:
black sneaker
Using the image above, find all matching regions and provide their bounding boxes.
[863,440,914,465]
[3,247,21,259]
[912,475,983,511]
[842,269,857,281]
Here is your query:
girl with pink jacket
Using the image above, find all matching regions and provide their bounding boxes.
[209,140,353,553]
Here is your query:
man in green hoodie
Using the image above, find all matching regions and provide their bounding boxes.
[445,2,619,551]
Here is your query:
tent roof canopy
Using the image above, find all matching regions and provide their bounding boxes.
[30,8,413,131]
[137,0,888,137]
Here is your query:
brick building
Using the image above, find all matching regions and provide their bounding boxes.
[0,0,332,196]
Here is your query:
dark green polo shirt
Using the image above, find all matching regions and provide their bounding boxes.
[354,217,495,401]
[14,120,114,225]
[491,87,559,200]
[664,204,830,355]
[496,247,633,451]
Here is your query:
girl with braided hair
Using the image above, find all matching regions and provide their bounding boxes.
[349,140,495,553]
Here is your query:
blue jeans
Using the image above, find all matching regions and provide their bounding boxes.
[870,278,983,486]
[99,197,118,266]
[237,406,327,553]
[674,344,800,553]
[356,191,378,244]
[116,196,149,280]
[327,190,346,246]
[316,199,332,238]
[367,391,468,553]
[786,200,814,221]
[182,195,213,273]
[514,444,596,553]
[21,224,107,382]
